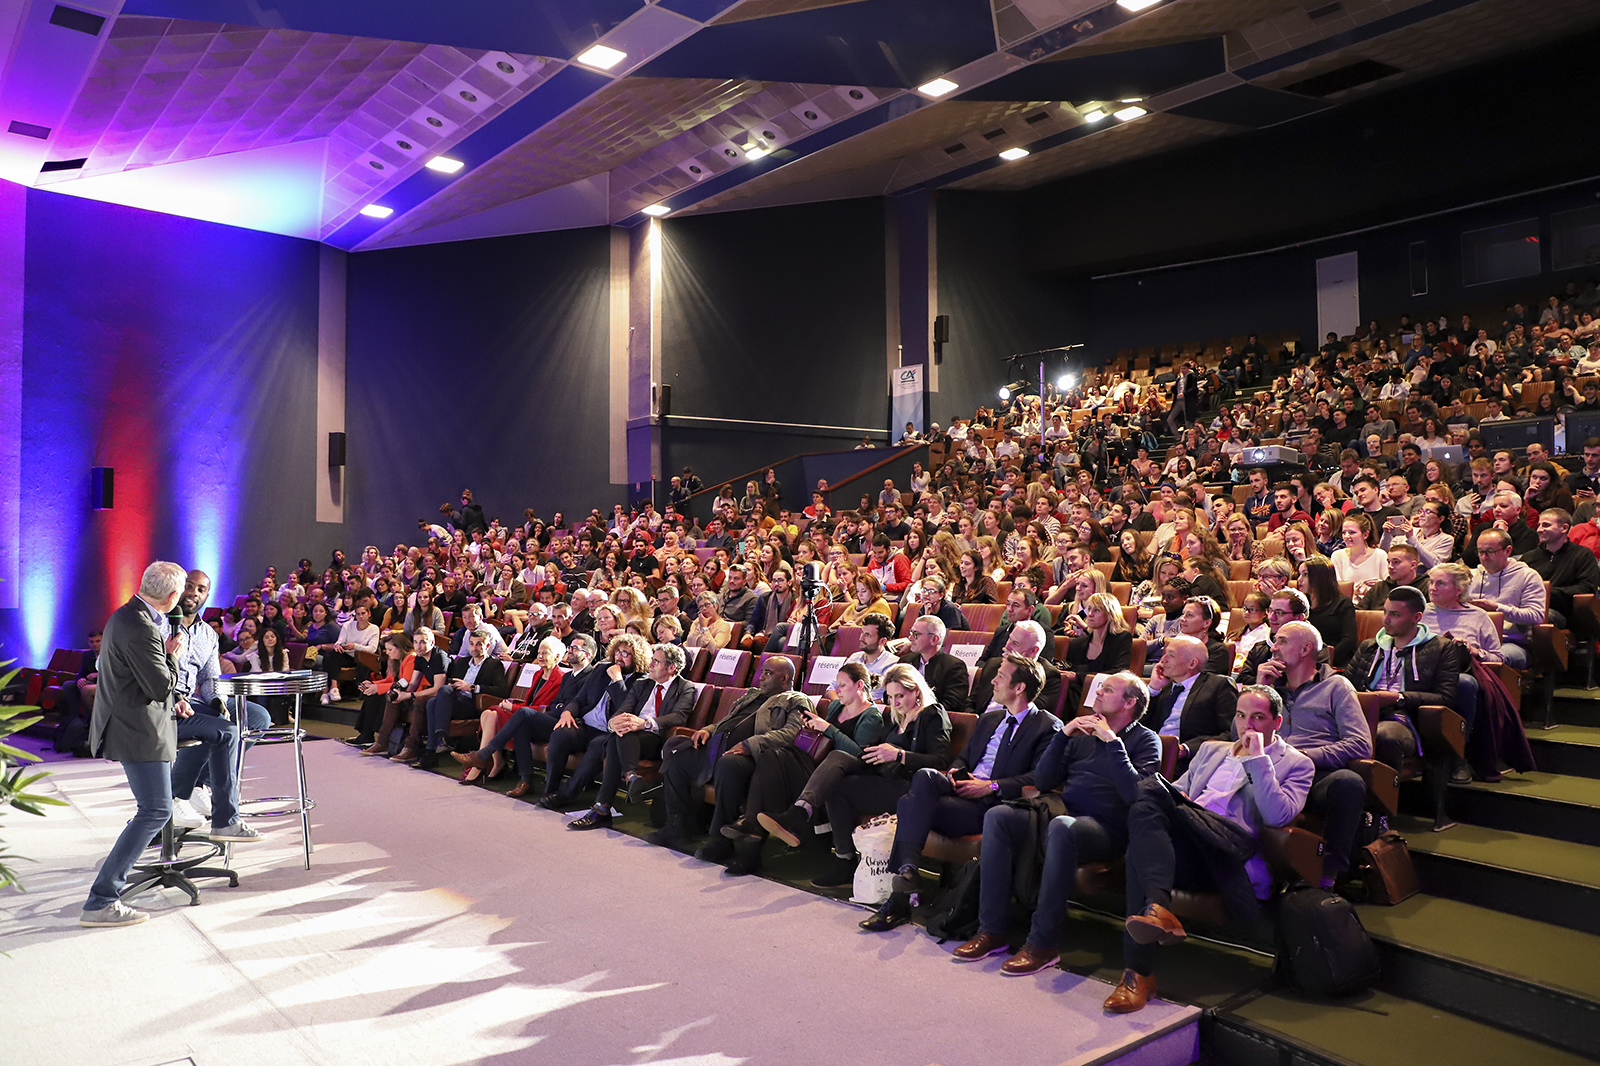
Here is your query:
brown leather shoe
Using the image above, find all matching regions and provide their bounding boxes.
[1000,942,1059,975]
[952,931,1009,962]
[452,750,490,772]
[506,781,532,798]
[1103,969,1156,1014]
[389,747,418,764]
[1124,903,1187,946]
[359,743,387,756]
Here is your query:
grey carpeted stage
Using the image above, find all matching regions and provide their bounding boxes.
[2,741,1199,1066]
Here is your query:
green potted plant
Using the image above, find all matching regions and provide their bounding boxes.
[0,659,66,892]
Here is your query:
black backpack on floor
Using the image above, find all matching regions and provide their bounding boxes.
[923,860,982,943]
[1275,884,1382,997]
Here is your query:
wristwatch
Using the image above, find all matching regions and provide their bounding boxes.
[990,781,1000,796]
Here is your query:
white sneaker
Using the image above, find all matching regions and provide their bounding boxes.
[206,821,263,844]
[189,786,212,818]
[80,900,150,928]
[328,685,341,702]
[170,798,204,829]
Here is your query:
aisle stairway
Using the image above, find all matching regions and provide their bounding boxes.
[1206,689,1600,1065]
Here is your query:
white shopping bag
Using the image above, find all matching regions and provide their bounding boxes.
[850,813,898,905]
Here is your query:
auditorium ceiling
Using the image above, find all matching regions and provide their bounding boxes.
[1,0,1595,247]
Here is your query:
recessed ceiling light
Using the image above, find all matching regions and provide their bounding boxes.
[425,156,465,174]
[1120,97,1143,104]
[1082,108,1108,122]
[744,146,769,160]
[575,44,627,70]
[998,147,1030,161]
[1113,105,1148,121]
[359,204,393,219]
[1116,0,1163,11]
[642,204,671,217]
[918,77,958,97]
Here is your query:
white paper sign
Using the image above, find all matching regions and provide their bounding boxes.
[712,648,742,676]
[949,642,984,678]
[518,663,538,687]
[807,655,846,687]
[1080,673,1109,714]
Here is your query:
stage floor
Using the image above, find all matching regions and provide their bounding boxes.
[2,740,1198,1066]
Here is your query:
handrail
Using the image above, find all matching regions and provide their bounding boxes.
[819,444,929,509]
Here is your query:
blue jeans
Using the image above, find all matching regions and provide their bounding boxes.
[1457,672,1480,736]
[478,707,559,781]
[426,688,477,751]
[979,806,1115,947]
[1500,642,1528,670]
[171,712,242,828]
[194,700,269,789]
[85,761,172,911]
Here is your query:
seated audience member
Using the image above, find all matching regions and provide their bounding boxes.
[1423,562,1502,666]
[1465,528,1546,669]
[1464,491,1537,564]
[1521,508,1600,627]
[761,662,944,883]
[1358,542,1430,608]
[952,550,1000,604]
[534,634,649,808]
[646,657,810,857]
[969,619,1061,716]
[841,613,899,698]
[860,654,1060,932]
[54,629,102,755]
[909,575,969,633]
[449,602,507,658]
[457,636,565,783]
[866,533,912,598]
[830,572,893,639]
[1330,512,1388,601]
[1104,685,1313,1014]
[370,626,448,764]
[450,635,597,796]
[1345,586,1464,797]
[1176,595,1230,675]
[1380,500,1455,570]
[953,671,1160,973]
[564,642,697,830]
[351,631,411,749]
[1142,635,1238,765]
[418,630,511,769]
[312,601,380,703]
[721,662,901,875]
[686,593,733,651]
[744,563,798,653]
[1231,592,1271,673]
[504,603,553,660]
[1255,621,1371,888]
[1299,555,1359,667]
[716,563,760,623]
[897,614,969,717]
[1056,593,1133,711]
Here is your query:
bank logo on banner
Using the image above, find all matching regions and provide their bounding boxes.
[891,364,922,435]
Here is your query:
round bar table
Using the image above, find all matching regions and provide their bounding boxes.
[215,670,325,870]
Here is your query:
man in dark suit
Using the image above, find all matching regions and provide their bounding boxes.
[454,633,596,796]
[861,653,1062,931]
[1141,636,1238,766]
[967,620,1061,718]
[80,562,192,926]
[898,615,969,717]
[535,635,647,808]
[568,643,698,830]
[419,630,510,768]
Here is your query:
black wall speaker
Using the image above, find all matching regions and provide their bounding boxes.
[657,384,672,417]
[328,431,346,467]
[90,467,114,510]
[932,314,950,344]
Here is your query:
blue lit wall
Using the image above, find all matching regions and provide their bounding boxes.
[1,188,330,664]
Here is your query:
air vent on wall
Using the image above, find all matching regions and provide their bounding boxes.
[40,157,86,172]
[7,120,50,139]
[1025,111,1050,124]
[1281,59,1402,98]
[982,128,1007,140]
[1306,2,1343,20]
[944,143,967,155]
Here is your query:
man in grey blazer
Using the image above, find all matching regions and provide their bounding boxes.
[81,561,189,927]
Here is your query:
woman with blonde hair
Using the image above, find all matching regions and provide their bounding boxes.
[1222,514,1255,562]
[1056,568,1108,626]
[1279,521,1316,571]
[976,535,1006,582]
[1059,591,1132,710]
[757,661,953,888]
[612,586,652,629]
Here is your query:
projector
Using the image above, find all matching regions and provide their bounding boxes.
[1244,446,1303,464]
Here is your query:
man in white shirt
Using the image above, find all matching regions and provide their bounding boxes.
[840,614,898,699]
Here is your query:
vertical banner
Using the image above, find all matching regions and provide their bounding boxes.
[1315,251,1360,343]
[891,364,923,438]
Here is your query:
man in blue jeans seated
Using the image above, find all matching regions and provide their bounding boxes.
[1104,685,1313,1013]
[168,568,265,844]
[453,634,596,797]
[860,653,1060,932]
[951,671,1162,974]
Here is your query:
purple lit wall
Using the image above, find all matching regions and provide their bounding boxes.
[0,188,335,664]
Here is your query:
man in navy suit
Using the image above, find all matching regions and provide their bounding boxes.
[861,652,1061,931]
